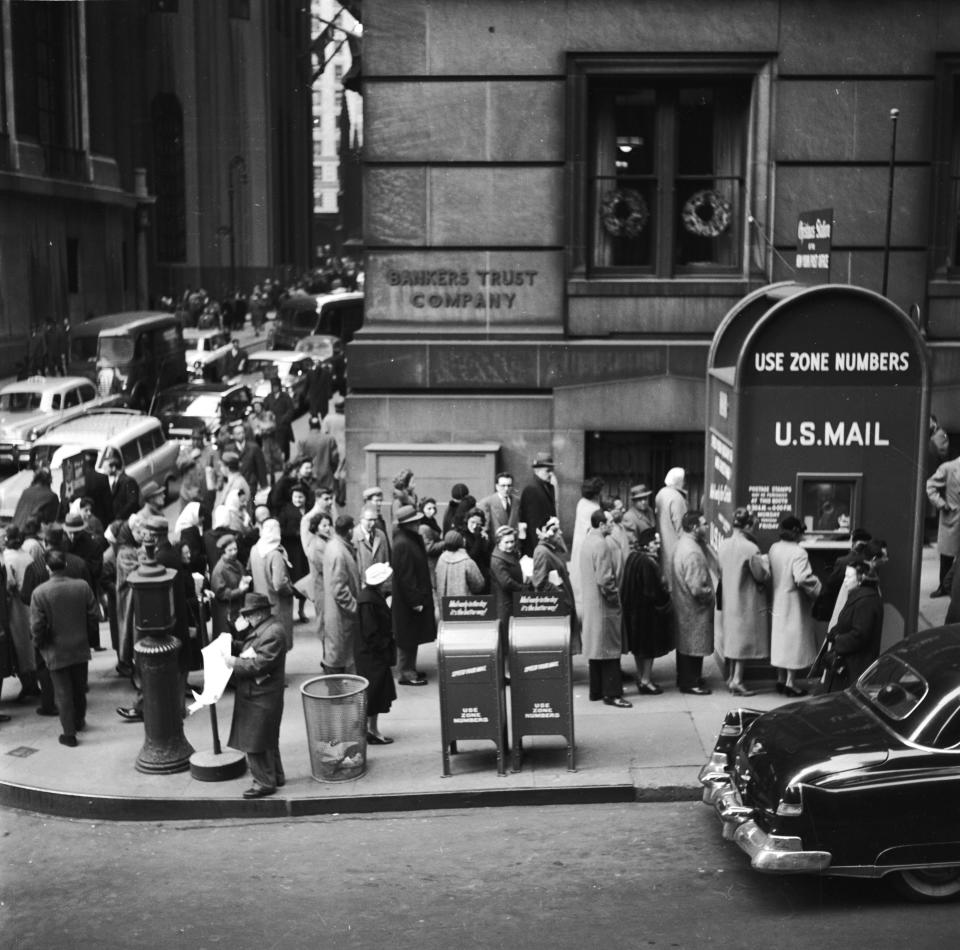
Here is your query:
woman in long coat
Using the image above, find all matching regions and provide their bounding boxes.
[490,526,524,659]
[417,498,444,591]
[531,516,581,654]
[357,562,398,744]
[769,515,822,696]
[825,555,883,691]
[114,520,142,672]
[248,519,295,650]
[620,527,673,694]
[435,531,485,598]
[226,593,286,798]
[579,513,629,705]
[390,506,436,686]
[717,508,770,696]
[210,534,250,636]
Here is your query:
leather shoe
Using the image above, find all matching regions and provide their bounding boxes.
[367,733,394,745]
[728,684,756,697]
[775,682,786,694]
[59,734,78,747]
[242,785,276,799]
[931,587,948,598]
[398,676,427,686]
[680,686,712,696]
[638,682,662,696]
[116,706,143,722]
[603,696,633,708]
[783,685,808,698]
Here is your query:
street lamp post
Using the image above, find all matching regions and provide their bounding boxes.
[227,155,247,291]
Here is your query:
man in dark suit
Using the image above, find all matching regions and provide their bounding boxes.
[518,452,558,558]
[479,472,520,539]
[105,449,140,521]
[228,420,267,499]
[81,452,113,528]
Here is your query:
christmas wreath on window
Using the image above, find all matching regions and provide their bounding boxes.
[599,188,649,239]
[681,189,732,238]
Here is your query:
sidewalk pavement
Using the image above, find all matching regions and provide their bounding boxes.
[1,545,949,821]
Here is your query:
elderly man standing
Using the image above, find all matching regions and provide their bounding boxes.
[622,483,656,551]
[322,515,361,674]
[672,510,715,695]
[30,549,99,747]
[655,467,688,590]
[225,592,287,799]
[518,452,558,558]
[580,509,631,708]
[926,451,960,596]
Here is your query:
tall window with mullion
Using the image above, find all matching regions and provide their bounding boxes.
[590,77,751,275]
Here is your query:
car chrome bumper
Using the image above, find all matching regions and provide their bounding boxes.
[699,766,831,873]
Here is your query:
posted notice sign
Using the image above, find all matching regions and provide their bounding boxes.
[796,208,833,282]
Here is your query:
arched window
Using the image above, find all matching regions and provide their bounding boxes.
[150,93,186,262]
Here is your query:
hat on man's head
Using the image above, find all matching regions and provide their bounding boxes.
[629,483,652,500]
[239,592,272,616]
[364,563,393,587]
[531,452,555,469]
[64,512,84,533]
[216,533,237,551]
[395,504,422,525]
[362,486,383,501]
[141,480,165,501]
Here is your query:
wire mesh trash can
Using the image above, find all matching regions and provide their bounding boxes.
[300,674,369,782]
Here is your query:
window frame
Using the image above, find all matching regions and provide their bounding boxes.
[932,55,960,277]
[566,53,771,287]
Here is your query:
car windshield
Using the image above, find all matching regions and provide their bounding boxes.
[0,391,43,412]
[158,392,222,417]
[297,338,334,359]
[70,336,99,363]
[855,654,928,721]
[98,336,135,363]
[245,358,290,377]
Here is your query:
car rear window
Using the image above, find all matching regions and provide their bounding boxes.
[856,654,927,721]
[278,307,318,332]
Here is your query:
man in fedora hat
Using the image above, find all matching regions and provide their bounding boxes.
[224,591,287,798]
[390,504,436,685]
[518,451,558,558]
[623,483,656,551]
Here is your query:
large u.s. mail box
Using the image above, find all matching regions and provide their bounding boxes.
[704,282,929,649]
[508,591,575,773]
[437,596,508,777]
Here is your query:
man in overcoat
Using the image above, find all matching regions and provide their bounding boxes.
[29,549,99,747]
[518,452,557,558]
[225,592,287,798]
[321,515,361,673]
[672,510,715,695]
[580,509,631,707]
[655,467,687,592]
[390,504,436,686]
[926,452,960,595]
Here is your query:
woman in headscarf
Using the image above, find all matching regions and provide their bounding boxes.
[357,562,398,745]
[210,533,251,636]
[531,516,581,654]
[417,497,444,591]
[248,518,295,650]
[173,500,206,572]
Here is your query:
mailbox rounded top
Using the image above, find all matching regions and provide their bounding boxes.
[708,282,927,390]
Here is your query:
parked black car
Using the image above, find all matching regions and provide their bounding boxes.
[700,624,960,902]
[155,381,253,442]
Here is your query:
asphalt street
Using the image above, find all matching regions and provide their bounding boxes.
[1,802,955,950]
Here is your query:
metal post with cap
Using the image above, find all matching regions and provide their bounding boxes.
[129,536,194,774]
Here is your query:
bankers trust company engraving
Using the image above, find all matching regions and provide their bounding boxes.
[387,268,539,310]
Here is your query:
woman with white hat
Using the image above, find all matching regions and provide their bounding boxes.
[357,562,397,744]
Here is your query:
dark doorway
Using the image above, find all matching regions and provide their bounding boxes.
[585,430,704,509]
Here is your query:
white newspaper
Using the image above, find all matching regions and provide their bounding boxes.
[187,633,235,714]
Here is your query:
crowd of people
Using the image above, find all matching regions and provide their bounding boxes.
[0,432,891,797]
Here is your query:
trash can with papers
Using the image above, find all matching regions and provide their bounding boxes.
[300,674,369,782]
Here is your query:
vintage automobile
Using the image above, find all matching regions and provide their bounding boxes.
[699,624,960,902]
[0,409,180,520]
[0,375,121,468]
[155,381,253,442]
[231,350,312,413]
[293,333,346,394]
[267,290,362,351]
[183,327,234,381]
